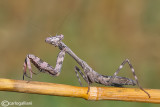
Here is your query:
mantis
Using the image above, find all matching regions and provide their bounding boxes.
[23,34,150,98]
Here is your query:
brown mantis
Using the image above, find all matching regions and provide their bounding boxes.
[23,34,150,98]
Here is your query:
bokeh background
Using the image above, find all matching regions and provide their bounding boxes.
[0,0,160,107]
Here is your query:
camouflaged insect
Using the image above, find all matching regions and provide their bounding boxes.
[23,34,150,98]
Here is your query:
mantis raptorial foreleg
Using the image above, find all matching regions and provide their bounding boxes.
[23,48,66,80]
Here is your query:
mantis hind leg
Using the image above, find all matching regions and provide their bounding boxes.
[109,59,150,98]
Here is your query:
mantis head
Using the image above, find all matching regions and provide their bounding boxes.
[45,34,64,47]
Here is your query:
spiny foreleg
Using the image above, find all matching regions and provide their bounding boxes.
[23,48,66,80]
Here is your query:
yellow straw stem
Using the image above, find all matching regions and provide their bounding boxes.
[0,78,159,104]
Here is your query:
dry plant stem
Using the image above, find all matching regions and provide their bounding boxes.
[0,78,159,104]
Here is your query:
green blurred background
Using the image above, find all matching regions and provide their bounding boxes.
[0,0,160,107]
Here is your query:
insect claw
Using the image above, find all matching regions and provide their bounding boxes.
[23,72,32,80]
[31,70,39,75]
[86,86,90,94]
[23,73,25,80]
